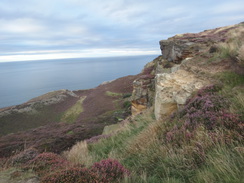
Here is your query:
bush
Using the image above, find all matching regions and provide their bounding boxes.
[10,148,39,166]
[178,85,227,130]
[168,85,243,145]
[122,93,132,98]
[123,101,131,109]
[24,152,70,175]
[91,159,130,182]
[41,167,99,183]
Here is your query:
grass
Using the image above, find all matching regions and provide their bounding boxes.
[61,96,86,123]
[63,80,244,182]
[208,24,244,64]
[193,144,244,183]
[0,167,37,183]
[216,71,244,120]
[105,91,123,97]
[3,23,244,183]
[63,141,94,167]
[0,105,62,136]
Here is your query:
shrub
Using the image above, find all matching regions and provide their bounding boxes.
[41,167,99,183]
[178,85,227,130]
[24,152,70,175]
[122,93,132,98]
[91,159,130,182]
[169,85,243,145]
[142,65,154,75]
[123,101,131,109]
[10,148,39,166]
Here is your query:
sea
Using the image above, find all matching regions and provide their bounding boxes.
[0,55,158,108]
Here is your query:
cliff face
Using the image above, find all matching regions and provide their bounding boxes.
[131,22,244,120]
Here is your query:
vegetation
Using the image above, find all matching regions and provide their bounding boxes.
[1,23,243,183]
[61,96,86,123]
[1,76,242,182]
[63,80,243,182]
[105,91,123,97]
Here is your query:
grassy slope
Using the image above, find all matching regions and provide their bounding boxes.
[61,96,86,123]
[63,25,244,182]
[66,72,243,183]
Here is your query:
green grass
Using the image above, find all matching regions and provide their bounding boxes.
[216,71,244,120]
[88,111,153,162]
[193,145,244,183]
[105,91,123,97]
[216,71,244,88]
[0,167,37,183]
[61,96,86,123]
[78,77,244,182]
[85,113,244,182]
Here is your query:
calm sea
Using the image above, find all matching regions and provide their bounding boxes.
[0,55,157,108]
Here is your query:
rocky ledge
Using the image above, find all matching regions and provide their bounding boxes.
[131,22,244,120]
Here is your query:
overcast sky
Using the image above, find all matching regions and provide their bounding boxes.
[0,0,243,62]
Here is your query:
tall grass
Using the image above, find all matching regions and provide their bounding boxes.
[63,141,94,167]
[194,144,244,183]
[216,71,244,120]
[216,24,244,63]
[61,68,244,182]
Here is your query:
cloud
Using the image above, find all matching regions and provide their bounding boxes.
[212,1,244,14]
[0,0,243,61]
[0,48,159,62]
[0,18,45,34]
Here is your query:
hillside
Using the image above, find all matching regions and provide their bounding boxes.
[0,74,139,157]
[0,22,243,183]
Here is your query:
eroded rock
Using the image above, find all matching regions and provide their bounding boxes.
[131,77,154,115]
[159,40,197,63]
[155,69,208,120]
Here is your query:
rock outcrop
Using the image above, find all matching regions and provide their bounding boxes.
[0,89,78,117]
[159,40,197,63]
[155,68,208,120]
[131,59,156,115]
[159,24,236,63]
[131,77,154,115]
[131,23,243,119]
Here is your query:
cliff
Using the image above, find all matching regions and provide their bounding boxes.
[0,23,243,183]
[131,22,244,120]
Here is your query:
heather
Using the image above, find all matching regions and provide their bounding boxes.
[68,83,243,183]
[8,152,130,183]
[1,79,243,183]
[1,23,244,183]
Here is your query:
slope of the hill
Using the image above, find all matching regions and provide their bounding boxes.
[0,22,243,183]
[0,74,139,157]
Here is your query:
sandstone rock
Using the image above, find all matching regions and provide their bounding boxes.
[155,69,208,120]
[159,40,197,63]
[131,76,155,115]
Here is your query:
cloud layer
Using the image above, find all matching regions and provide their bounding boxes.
[0,0,244,61]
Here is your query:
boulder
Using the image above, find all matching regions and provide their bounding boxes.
[155,69,208,120]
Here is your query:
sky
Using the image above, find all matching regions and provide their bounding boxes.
[0,0,243,62]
